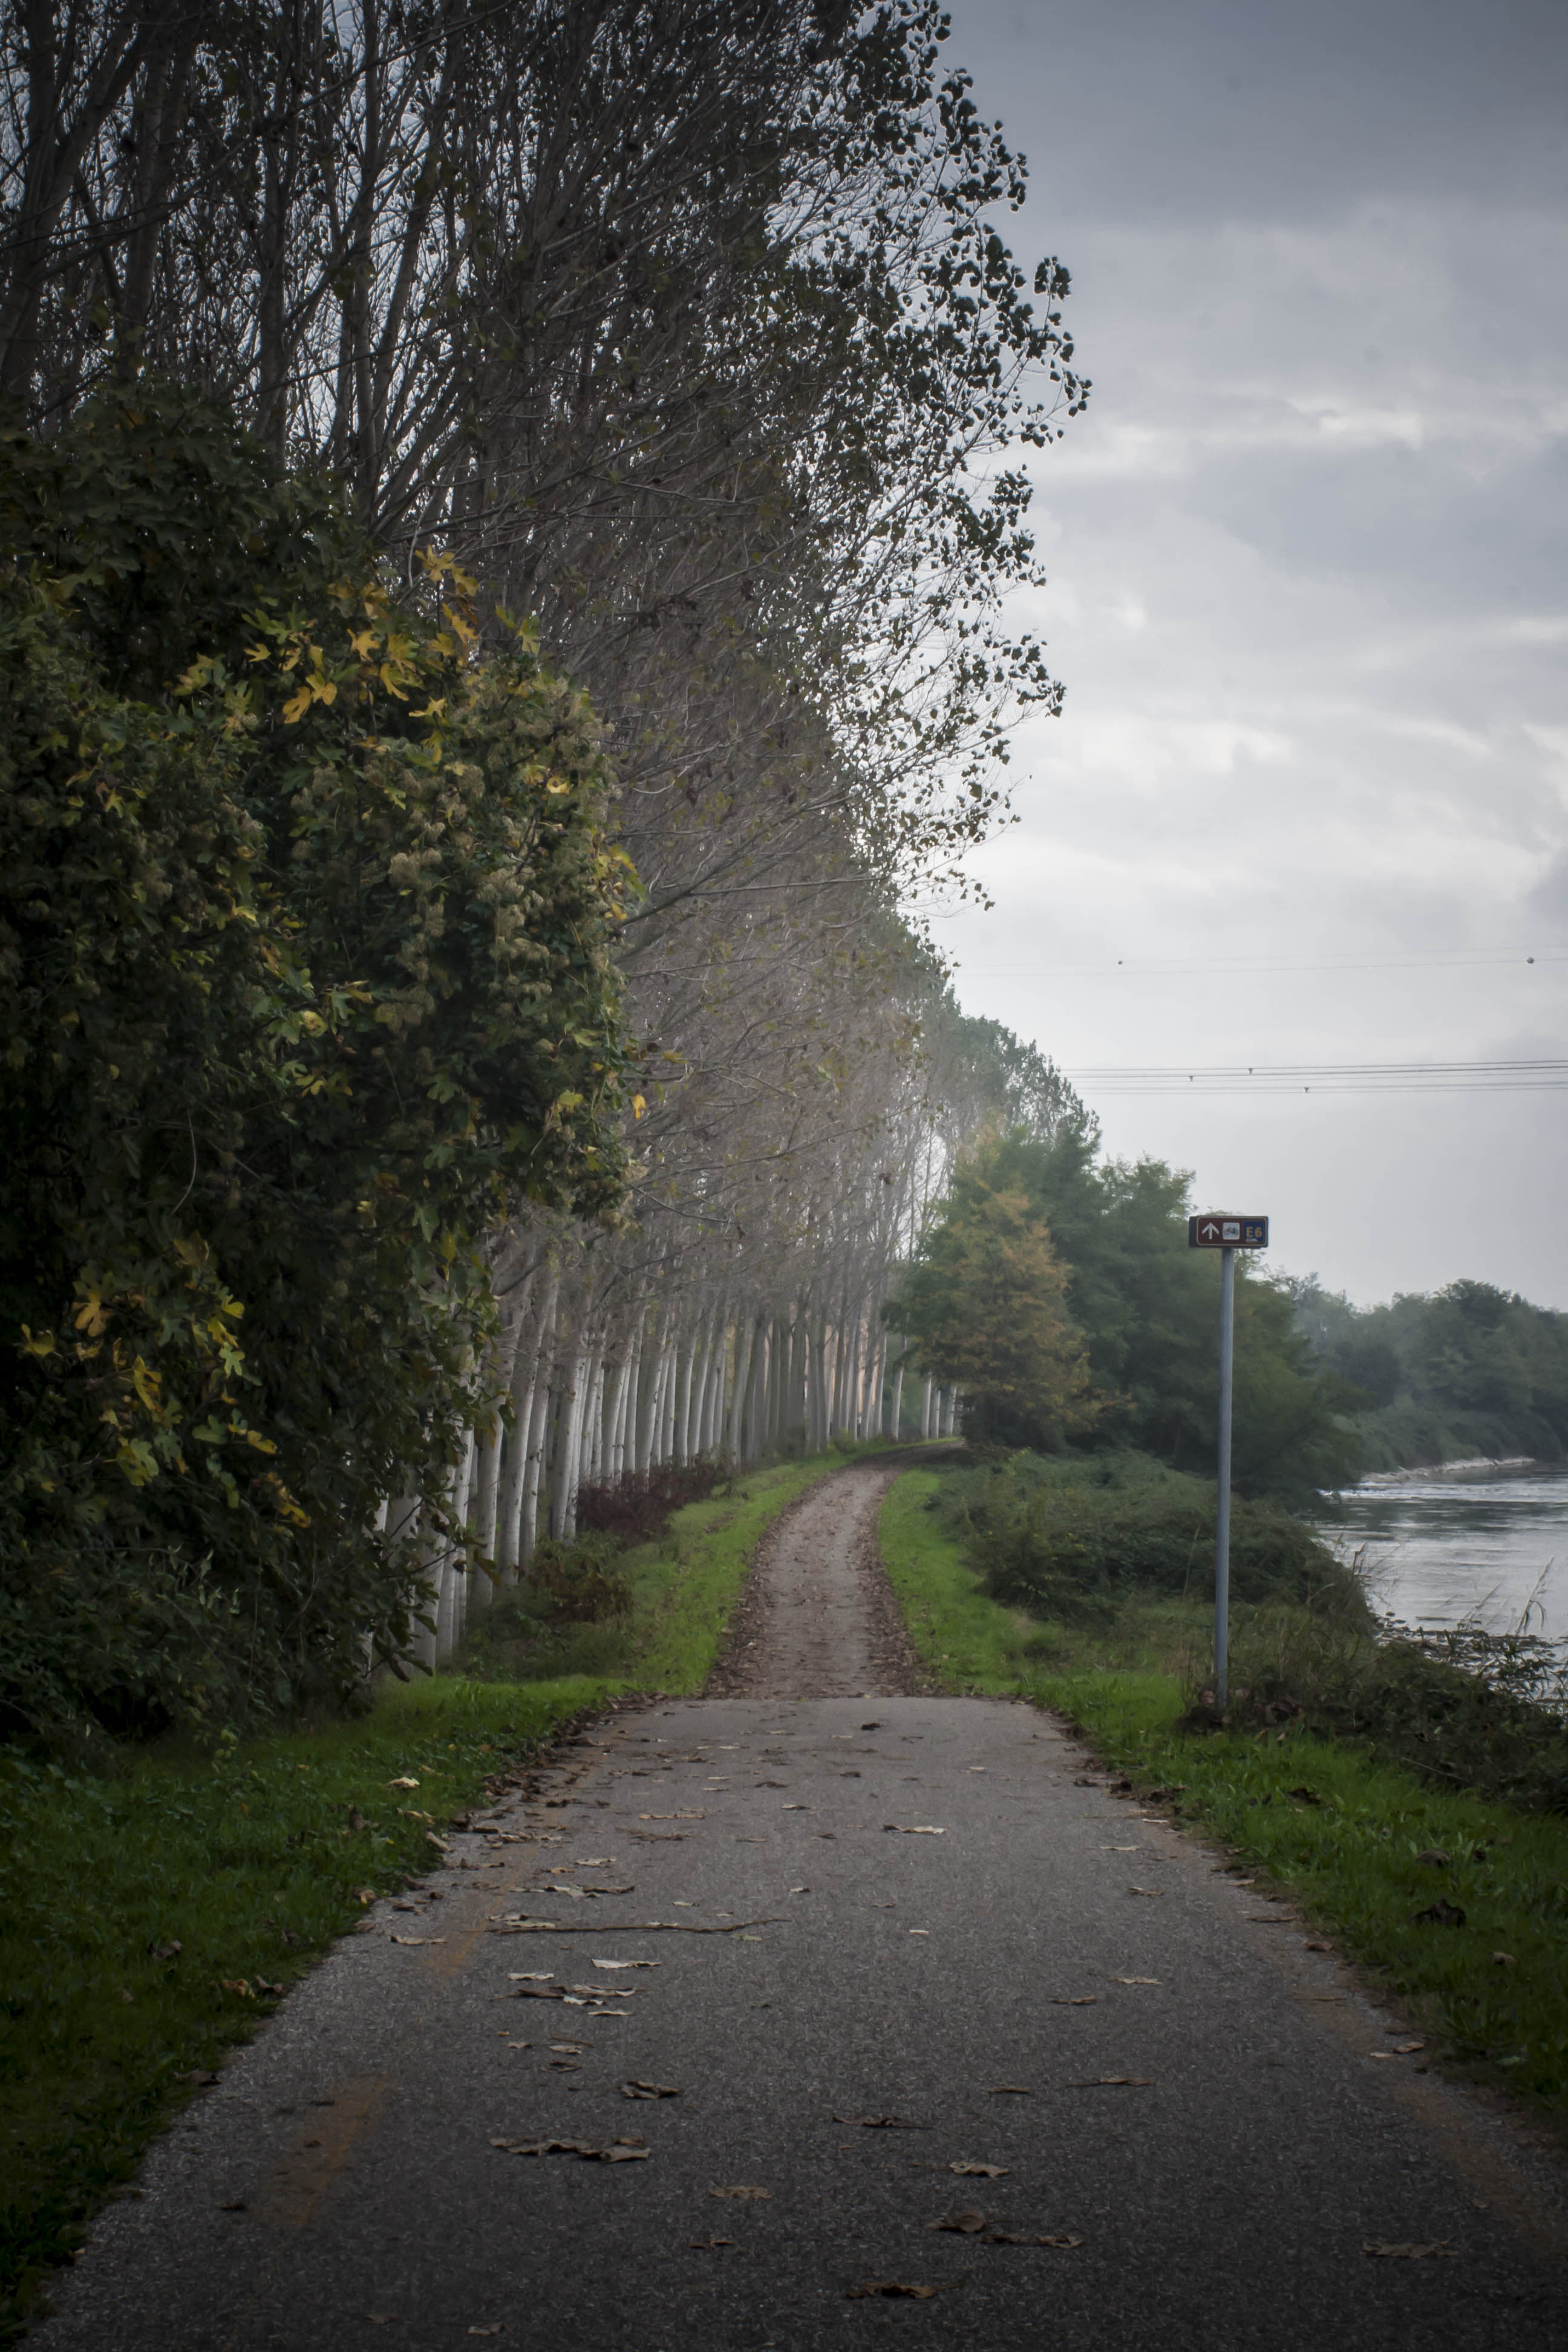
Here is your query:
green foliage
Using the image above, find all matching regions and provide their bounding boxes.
[880,1469,1568,2138]
[0,385,630,1740]
[1292,1275,1568,1469]
[937,1449,1364,1622]
[898,1123,1363,1499]
[891,1174,1096,1447]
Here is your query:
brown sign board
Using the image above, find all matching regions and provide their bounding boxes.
[1187,1214,1269,1250]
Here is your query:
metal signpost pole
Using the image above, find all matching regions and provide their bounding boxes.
[1214,1245,1235,1713]
[1187,1212,1267,1717]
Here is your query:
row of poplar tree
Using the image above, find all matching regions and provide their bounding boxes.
[0,1,1086,1734]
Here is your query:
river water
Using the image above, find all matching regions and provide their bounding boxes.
[1316,1460,1568,1642]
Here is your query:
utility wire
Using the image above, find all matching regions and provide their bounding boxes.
[1067,1057,1568,1095]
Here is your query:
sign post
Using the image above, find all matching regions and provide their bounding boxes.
[1187,1214,1269,1710]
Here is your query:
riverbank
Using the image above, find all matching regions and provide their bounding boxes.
[879,1467,1568,2141]
[0,1445,877,2341]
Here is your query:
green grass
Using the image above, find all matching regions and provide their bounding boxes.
[0,1443,862,2338]
[881,1468,1568,2134]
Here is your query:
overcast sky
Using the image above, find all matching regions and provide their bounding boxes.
[938,0,1568,1307]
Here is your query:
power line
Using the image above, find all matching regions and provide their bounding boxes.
[1067,1057,1568,1096]
[963,952,1566,981]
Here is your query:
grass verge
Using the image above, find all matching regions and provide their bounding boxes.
[1,1443,864,2337]
[880,1468,1568,2137]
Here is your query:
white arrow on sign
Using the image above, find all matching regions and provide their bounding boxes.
[1200,1219,1221,1240]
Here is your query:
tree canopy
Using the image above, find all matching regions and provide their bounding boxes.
[892,1121,1365,1502]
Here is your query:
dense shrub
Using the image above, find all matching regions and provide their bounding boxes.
[1214,1611,1568,1812]
[940,1449,1365,1624]
[573,1460,727,1546]
[526,1535,633,1624]
[0,387,630,1742]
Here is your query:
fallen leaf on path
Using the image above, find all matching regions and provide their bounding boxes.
[989,2085,1031,2096]
[711,2185,771,2200]
[1370,2042,1426,2059]
[1128,1886,1162,1898]
[1073,1776,1100,1786]
[986,2232,1085,2249]
[754,1780,789,1788]
[1073,2077,1151,2088]
[491,2138,649,2161]
[689,2237,734,2250]
[846,2281,958,2301]
[636,1812,706,1821]
[621,2080,681,2099]
[883,1824,945,1835]
[1364,2240,1457,2259]
[509,1971,554,1981]
[219,2198,247,2212]
[1049,1996,1096,2006]
[782,1804,808,1812]
[947,2162,1008,2177]
[1414,1898,1466,1927]
[353,1888,376,1904]
[592,1959,659,1969]
[390,1935,446,1945]
[468,2327,503,2336]
[927,2209,987,2233]
[834,2115,929,2129]
[1114,1977,1160,1985]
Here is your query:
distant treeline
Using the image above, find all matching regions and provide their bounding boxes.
[1290,1278,1568,1474]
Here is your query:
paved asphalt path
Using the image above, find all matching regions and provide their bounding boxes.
[34,1465,1568,2350]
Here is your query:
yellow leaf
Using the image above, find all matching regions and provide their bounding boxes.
[19,1325,56,1358]
[282,686,312,724]
[544,779,571,795]
[632,1094,647,1120]
[73,1293,109,1339]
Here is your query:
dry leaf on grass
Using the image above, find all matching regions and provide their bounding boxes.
[947,2162,1008,2177]
[927,2209,987,2234]
[834,2115,929,2130]
[491,2137,648,2162]
[1413,1898,1466,1927]
[387,1777,419,1789]
[1364,2239,1457,2259]
[621,2080,681,2099]
[710,2185,771,2200]
[147,1938,182,1962]
[846,2281,958,2301]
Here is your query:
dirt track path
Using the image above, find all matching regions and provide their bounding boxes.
[705,1455,926,1699]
